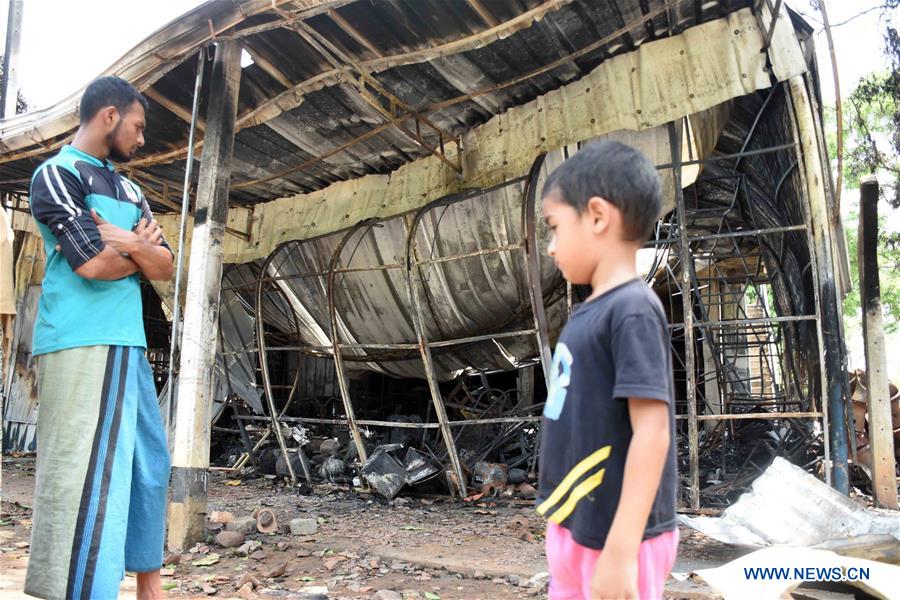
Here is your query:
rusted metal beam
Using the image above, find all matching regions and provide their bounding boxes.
[286,17,463,174]
[351,76,462,173]
[255,248,303,485]
[426,0,681,113]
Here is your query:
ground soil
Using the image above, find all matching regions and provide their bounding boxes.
[2,456,740,599]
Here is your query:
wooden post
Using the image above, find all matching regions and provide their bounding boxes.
[787,76,849,493]
[858,176,898,509]
[0,0,24,119]
[167,40,241,551]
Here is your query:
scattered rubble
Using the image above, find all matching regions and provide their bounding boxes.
[215,530,245,548]
[226,516,259,535]
[290,518,319,536]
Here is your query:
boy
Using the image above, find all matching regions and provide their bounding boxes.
[536,140,678,600]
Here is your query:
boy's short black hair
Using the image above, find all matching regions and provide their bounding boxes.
[79,76,148,125]
[542,140,662,242]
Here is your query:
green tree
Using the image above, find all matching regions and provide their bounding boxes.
[826,24,900,334]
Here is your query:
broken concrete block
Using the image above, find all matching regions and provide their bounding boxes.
[290,518,319,536]
[371,591,402,600]
[215,530,245,549]
[226,516,258,535]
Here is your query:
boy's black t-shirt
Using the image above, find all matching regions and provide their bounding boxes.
[536,278,677,549]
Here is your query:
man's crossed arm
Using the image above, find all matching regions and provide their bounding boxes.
[78,210,174,281]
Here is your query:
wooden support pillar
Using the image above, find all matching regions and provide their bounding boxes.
[787,76,849,493]
[858,176,898,509]
[168,40,241,551]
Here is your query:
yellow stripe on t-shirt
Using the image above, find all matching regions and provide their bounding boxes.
[547,468,606,524]
[536,445,611,516]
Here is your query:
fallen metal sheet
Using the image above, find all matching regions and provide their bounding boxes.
[361,446,408,500]
[402,447,441,485]
[679,457,900,547]
[693,546,900,600]
[1,284,40,452]
[361,444,444,498]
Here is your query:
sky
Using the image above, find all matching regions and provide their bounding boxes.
[0,0,896,111]
[0,0,206,110]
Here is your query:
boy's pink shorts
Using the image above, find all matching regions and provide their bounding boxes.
[545,522,679,600]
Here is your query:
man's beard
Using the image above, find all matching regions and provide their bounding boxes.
[105,121,133,162]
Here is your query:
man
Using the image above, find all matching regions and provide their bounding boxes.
[26,76,174,600]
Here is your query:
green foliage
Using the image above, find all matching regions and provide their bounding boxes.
[842,211,900,335]
[827,22,900,335]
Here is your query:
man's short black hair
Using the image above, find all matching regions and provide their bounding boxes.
[79,76,148,124]
[542,140,662,242]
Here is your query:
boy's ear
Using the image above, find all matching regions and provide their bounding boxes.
[586,196,612,234]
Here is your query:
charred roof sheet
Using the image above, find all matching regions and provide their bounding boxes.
[0,0,752,212]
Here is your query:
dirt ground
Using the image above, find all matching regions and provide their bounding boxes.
[1,455,738,599]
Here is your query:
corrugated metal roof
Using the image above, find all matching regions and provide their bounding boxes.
[0,0,753,212]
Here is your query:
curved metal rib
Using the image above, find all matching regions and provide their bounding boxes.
[404,204,468,499]
[522,153,553,383]
[327,219,380,468]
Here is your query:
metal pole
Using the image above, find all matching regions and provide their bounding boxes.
[165,47,206,437]
[668,121,700,510]
[0,0,23,119]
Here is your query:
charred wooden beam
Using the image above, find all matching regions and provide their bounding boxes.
[167,39,241,551]
[327,9,384,58]
[241,42,294,88]
[466,0,499,27]
[858,175,898,509]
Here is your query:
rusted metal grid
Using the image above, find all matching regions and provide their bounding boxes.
[657,104,832,510]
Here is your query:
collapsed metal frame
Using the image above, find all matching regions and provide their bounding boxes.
[246,162,554,498]
[659,110,832,509]
[227,90,840,508]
